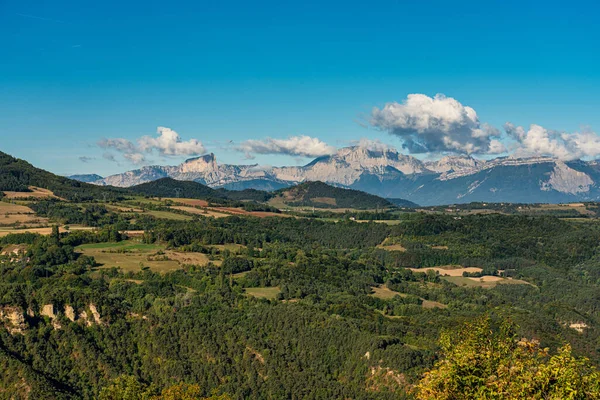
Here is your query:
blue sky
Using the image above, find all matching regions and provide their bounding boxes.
[1,0,600,176]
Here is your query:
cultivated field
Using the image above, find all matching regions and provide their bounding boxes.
[377,238,407,252]
[370,285,447,309]
[0,225,94,237]
[0,202,47,226]
[76,241,212,273]
[168,198,210,207]
[2,186,59,199]
[370,285,406,299]
[145,210,194,221]
[443,275,531,289]
[245,287,281,299]
[407,266,483,277]
[170,205,230,218]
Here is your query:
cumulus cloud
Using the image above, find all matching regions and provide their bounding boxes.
[98,127,205,165]
[138,127,205,156]
[235,135,336,159]
[78,156,94,163]
[370,93,500,155]
[504,122,600,160]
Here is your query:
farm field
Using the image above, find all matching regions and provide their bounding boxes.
[443,275,531,289]
[0,201,47,226]
[407,266,483,277]
[2,186,59,199]
[76,241,211,273]
[145,210,194,221]
[377,243,407,251]
[168,198,210,207]
[170,205,230,218]
[370,285,406,299]
[245,287,281,299]
[0,225,93,237]
[370,285,446,309]
[77,242,169,272]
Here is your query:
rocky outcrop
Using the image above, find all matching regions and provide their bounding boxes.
[64,305,76,322]
[88,304,104,325]
[1,303,106,332]
[541,161,593,194]
[0,306,27,334]
[40,304,61,329]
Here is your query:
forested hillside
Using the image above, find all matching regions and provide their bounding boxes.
[273,181,394,209]
[1,201,600,398]
[129,178,229,203]
[0,151,125,201]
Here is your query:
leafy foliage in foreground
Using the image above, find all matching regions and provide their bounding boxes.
[416,317,600,399]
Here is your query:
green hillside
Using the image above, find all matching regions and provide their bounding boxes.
[274,181,394,209]
[129,177,229,202]
[0,151,126,201]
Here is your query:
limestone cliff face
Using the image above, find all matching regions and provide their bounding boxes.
[541,161,593,194]
[83,146,600,205]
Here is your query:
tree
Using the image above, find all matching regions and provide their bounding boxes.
[415,317,600,399]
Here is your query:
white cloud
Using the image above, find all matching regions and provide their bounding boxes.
[138,127,205,156]
[370,93,500,155]
[488,139,507,154]
[235,135,336,159]
[123,153,146,165]
[504,122,600,160]
[98,138,136,153]
[98,126,205,165]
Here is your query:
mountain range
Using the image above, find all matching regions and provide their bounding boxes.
[73,146,600,206]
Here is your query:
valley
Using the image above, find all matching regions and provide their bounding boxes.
[1,151,600,398]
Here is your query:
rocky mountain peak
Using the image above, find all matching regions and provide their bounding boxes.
[180,153,218,173]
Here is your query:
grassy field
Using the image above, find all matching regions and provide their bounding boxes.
[0,201,47,226]
[0,225,94,237]
[370,285,406,299]
[245,287,281,299]
[77,241,175,272]
[170,205,230,218]
[78,242,162,251]
[421,299,447,309]
[2,186,59,200]
[104,204,144,213]
[370,285,446,309]
[443,275,530,289]
[77,241,215,272]
[168,198,210,207]
[206,243,247,253]
[145,210,194,221]
[407,266,483,277]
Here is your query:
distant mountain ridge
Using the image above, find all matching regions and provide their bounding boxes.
[68,174,103,183]
[73,145,600,205]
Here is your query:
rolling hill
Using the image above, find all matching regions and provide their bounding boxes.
[0,151,126,201]
[129,177,229,203]
[272,181,394,209]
